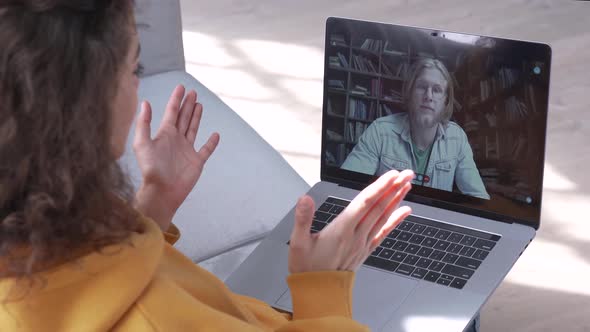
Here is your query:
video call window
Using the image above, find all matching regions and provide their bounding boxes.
[323,23,549,208]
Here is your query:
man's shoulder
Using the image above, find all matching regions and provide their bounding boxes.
[372,113,407,131]
[444,121,468,139]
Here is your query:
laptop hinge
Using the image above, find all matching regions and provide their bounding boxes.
[337,181,365,191]
[513,221,535,230]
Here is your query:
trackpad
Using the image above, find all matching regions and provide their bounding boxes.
[275,267,417,330]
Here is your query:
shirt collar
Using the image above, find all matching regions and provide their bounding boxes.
[392,112,447,142]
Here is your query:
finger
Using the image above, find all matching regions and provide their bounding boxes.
[289,196,315,248]
[133,101,152,146]
[197,133,220,162]
[160,85,185,128]
[177,90,197,135]
[187,102,203,144]
[288,196,315,273]
[369,205,412,249]
[339,170,405,228]
[365,182,412,243]
[354,169,415,235]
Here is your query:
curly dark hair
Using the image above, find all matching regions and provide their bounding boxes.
[0,0,144,279]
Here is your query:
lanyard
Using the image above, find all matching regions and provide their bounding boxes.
[412,142,434,186]
[419,145,434,186]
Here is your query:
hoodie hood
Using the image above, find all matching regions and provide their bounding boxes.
[0,216,164,332]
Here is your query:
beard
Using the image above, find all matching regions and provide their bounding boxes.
[410,107,441,129]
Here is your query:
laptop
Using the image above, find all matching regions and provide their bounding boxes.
[226,17,551,332]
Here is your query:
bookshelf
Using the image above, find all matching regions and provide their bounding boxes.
[453,49,547,203]
[325,33,413,167]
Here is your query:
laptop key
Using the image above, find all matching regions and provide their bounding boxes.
[423,227,438,237]
[437,274,454,286]
[403,254,420,266]
[312,220,327,231]
[404,244,421,255]
[424,271,441,282]
[459,235,477,246]
[439,274,454,282]
[318,203,333,213]
[329,205,345,215]
[409,234,425,245]
[314,211,331,222]
[442,253,459,264]
[456,256,482,270]
[417,247,434,257]
[416,258,433,269]
[430,250,446,261]
[448,233,464,243]
[447,243,463,254]
[392,241,409,251]
[409,224,426,234]
[397,231,412,242]
[411,268,428,279]
[396,264,415,276]
[387,229,401,239]
[391,252,408,263]
[326,197,350,206]
[365,256,399,272]
[422,237,437,247]
[380,238,396,249]
[473,239,496,251]
[450,278,468,289]
[429,261,445,272]
[397,221,414,231]
[442,264,475,280]
[436,278,452,286]
[326,214,337,223]
[371,247,383,256]
[378,249,395,259]
[459,246,476,257]
[435,230,451,240]
[434,240,451,251]
[472,249,490,260]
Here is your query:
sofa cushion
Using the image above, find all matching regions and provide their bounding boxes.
[134,0,185,76]
[121,70,310,262]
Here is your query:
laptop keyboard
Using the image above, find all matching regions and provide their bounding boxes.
[310,197,501,290]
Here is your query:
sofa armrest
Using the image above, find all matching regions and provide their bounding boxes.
[122,71,310,262]
[135,0,185,76]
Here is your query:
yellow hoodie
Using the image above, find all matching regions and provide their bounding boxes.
[0,216,370,331]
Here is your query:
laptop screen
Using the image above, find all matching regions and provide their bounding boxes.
[321,17,551,228]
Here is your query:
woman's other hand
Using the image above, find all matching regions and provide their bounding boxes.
[288,170,414,273]
[133,85,219,231]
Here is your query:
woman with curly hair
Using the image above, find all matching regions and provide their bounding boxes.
[0,1,414,331]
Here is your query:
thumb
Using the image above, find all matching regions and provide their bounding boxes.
[134,101,152,146]
[288,195,315,273]
[290,195,315,246]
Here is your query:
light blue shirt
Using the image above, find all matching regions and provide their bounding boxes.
[341,113,490,199]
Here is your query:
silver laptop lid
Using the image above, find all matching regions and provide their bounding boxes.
[320,17,552,229]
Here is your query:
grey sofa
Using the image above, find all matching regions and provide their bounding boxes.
[122,0,310,281]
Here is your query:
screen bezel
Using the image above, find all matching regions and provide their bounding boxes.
[320,17,552,230]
